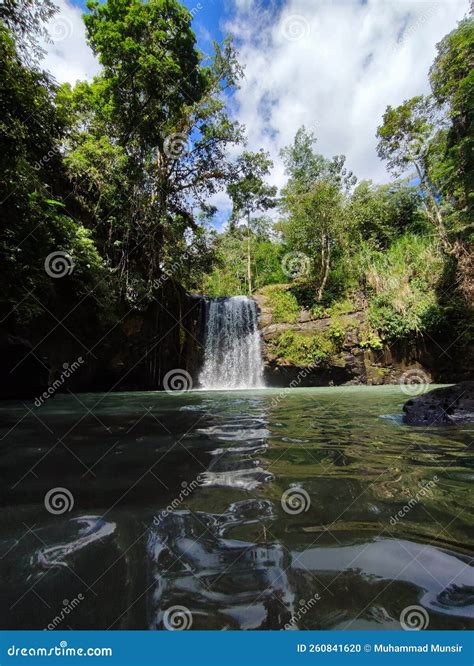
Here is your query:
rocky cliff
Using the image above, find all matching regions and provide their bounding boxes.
[0,285,206,400]
[253,288,473,388]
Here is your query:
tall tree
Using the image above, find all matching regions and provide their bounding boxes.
[279,128,352,301]
[376,96,451,251]
[430,17,473,226]
[227,151,277,294]
[77,0,244,300]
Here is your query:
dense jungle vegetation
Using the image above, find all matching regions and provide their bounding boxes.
[1,0,472,351]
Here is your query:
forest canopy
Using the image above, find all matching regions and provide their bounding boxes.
[0,0,472,348]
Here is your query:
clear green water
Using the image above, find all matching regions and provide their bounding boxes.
[0,386,473,630]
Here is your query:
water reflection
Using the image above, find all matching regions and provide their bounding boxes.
[0,387,473,630]
[147,500,294,629]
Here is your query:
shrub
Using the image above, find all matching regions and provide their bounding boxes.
[263,285,300,323]
[274,330,334,365]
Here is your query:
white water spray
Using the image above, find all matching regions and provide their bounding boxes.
[199,296,265,390]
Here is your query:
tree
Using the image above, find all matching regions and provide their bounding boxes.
[0,22,108,325]
[200,217,285,297]
[227,151,277,294]
[376,96,451,251]
[0,0,56,63]
[429,17,473,242]
[279,128,352,301]
[60,0,246,302]
[347,180,424,248]
[280,179,344,301]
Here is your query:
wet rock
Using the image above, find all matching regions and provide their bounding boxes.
[0,334,49,399]
[403,382,474,425]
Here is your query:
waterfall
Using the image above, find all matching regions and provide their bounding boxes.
[199,296,265,390]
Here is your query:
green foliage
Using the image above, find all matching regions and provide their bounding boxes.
[347,180,426,247]
[262,285,300,323]
[273,330,334,366]
[326,299,356,317]
[328,318,347,347]
[364,234,447,339]
[377,19,474,255]
[0,3,471,361]
[430,18,474,236]
[359,325,383,350]
[0,0,56,63]
[201,223,286,297]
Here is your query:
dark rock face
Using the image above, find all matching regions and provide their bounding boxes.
[0,334,49,399]
[403,382,474,425]
[0,286,207,400]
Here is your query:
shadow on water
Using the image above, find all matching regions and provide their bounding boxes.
[0,387,473,629]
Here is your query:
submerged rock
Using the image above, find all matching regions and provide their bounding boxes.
[403,382,474,425]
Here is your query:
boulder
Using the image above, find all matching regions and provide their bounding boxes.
[403,382,474,425]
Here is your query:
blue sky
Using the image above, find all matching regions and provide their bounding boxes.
[44,0,470,224]
[71,0,226,46]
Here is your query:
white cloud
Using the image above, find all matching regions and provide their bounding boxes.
[41,0,100,85]
[225,0,470,186]
[38,0,470,217]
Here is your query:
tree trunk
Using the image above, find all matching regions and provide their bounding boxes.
[247,210,252,295]
[317,235,331,301]
[414,161,451,253]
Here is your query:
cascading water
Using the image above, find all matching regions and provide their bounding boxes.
[199,296,265,390]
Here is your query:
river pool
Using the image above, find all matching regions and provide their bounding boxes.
[0,386,472,630]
